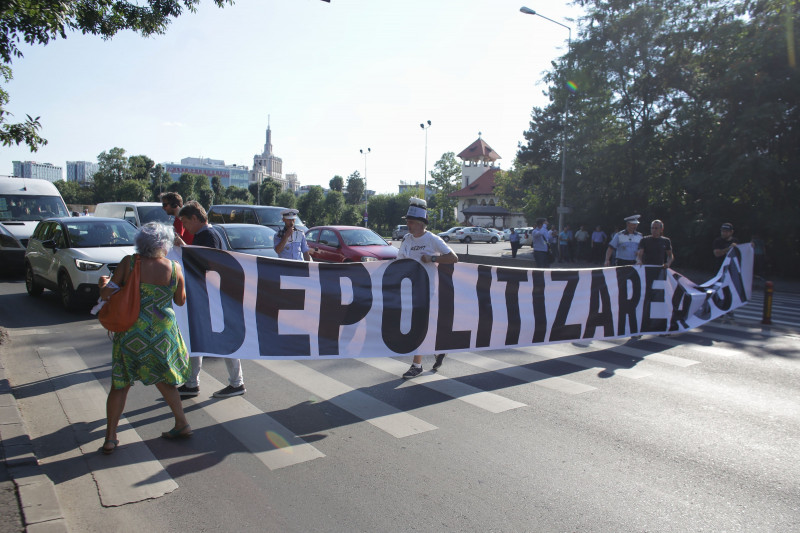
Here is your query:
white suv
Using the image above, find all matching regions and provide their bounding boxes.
[25,217,137,310]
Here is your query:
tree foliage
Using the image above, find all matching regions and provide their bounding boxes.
[512,0,800,274]
[329,175,344,192]
[345,171,365,205]
[427,152,462,230]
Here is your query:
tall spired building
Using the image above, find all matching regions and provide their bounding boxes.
[251,119,298,192]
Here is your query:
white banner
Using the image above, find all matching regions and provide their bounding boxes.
[170,245,753,359]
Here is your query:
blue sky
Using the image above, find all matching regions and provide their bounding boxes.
[1,0,582,194]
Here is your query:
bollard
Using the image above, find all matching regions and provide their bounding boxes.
[761,281,773,325]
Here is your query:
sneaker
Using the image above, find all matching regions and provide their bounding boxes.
[402,365,423,379]
[213,385,246,398]
[432,353,447,371]
[178,385,199,398]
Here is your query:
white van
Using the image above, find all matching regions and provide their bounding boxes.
[93,202,173,227]
[0,177,70,272]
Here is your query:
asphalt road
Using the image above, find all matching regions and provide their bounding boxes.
[1,267,799,532]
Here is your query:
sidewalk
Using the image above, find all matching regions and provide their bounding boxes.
[0,332,68,533]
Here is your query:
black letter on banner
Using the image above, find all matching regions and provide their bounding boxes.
[616,266,641,335]
[642,266,667,333]
[725,248,747,302]
[584,269,614,338]
[381,259,429,354]
[255,258,310,356]
[182,247,245,354]
[318,264,372,355]
[668,274,691,331]
[549,270,582,341]
[435,263,471,351]
[475,265,494,348]
[496,267,529,346]
[531,270,547,343]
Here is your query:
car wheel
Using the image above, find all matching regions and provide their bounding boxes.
[464,236,472,243]
[59,272,78,311]
[442,236,449,242]
[25,264,43,296]
[490,237,498,243]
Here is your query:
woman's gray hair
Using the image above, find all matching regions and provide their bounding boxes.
[135,222,175,257]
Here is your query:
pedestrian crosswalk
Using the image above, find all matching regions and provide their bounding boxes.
[735,291,800,329]
[17,320,800,507]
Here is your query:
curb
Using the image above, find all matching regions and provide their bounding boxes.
[0,340,68,533]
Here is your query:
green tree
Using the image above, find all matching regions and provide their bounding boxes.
[53,180,82,205]
[276,190,297,209]
[117,179,152,202]
[329,175,344,192]
[225,186,253,204]
[151,164,173,199]
[323,190,345,224]
[428,152,461,230]
[297,186,325,227]
[177,173,198,203]
[93,147,130,202]
[0,0,232,151]
[345,171,365,205]
[249,178,281,206]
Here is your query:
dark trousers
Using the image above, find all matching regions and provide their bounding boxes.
[534,250,550,268]
[510,241,520,258]
[615,258,636,266]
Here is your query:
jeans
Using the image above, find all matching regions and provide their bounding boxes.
[186,356,244,388]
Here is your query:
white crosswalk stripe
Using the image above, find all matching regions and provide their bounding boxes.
[255,360,437,438]
[357,357,526,413]
[37,346,178,507]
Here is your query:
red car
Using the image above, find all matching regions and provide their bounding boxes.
[306,226,398,263]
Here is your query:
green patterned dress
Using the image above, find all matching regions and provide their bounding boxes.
[111,260,190,389]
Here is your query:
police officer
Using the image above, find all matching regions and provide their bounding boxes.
[605,215,643,266]
[274,208,311,261]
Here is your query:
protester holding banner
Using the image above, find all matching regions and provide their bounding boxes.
[712,222,738,271]
[397,198,459,379]
[605,215,643,266]
[636,219,674,268]
[275,209,311,261]
[177,201,246,399]
[98,222,192,454]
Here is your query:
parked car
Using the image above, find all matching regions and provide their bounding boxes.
[392,224,409,240]
[1,177,71,273]
[214,223,278,258]
[515,227,533,247]
[93,202,172,227]
[487,228,504,239]
[502,229,513,241]
[437,226,464,242]
[455,226,498,243]
[306,226,398,262]
[24,217,137,310]
[208,205,308,233]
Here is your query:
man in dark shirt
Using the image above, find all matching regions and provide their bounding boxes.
[712,222,738,271]
[636,219,673,268]
[177,201,245,399]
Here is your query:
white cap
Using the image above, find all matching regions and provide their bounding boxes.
[281,209,299,219]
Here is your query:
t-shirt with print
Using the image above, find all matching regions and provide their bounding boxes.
[397,231,453,262]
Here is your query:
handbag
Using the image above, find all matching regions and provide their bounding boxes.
[98,255,141,333]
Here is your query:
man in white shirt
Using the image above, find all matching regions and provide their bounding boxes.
[396,198,459,379]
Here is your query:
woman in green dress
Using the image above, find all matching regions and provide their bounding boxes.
[98,222,192,454]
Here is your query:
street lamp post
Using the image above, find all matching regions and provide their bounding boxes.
[420,120,432,200]
[520,6,572,240]
[360,148,370,227]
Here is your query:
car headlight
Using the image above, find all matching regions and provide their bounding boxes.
[74,258,104,271]
[360,256,378,262]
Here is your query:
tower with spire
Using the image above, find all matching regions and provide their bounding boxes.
[251,117,298,192]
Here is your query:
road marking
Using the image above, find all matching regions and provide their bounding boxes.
[189,373,325,470]
[37,346,177,507]
[448,353,596,394]
[583,339,701,367]
[357,358,526,413]
[255,360,437,438]
[517,345,654,379]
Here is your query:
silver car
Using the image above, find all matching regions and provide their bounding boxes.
[455,227,499,243]
[437,226,464,242]
[392,225,409,240]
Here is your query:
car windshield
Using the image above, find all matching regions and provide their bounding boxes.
[340,229,388,246]
[0,195,70,221]
[224,226,276,249]
[66,220,137,247]
[138,205,173,224]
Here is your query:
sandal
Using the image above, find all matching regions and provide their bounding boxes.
[100,439,119,455]
[161,424,193,440]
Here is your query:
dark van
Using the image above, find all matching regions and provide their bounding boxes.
[207,205,308,233]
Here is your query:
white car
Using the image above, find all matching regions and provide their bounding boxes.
[437,226,464,242]
[455,227,499,243]
[487,228,504,239]
[392,225,409,240]
[25,217,137,310]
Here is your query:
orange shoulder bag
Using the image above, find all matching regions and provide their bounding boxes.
[98,255,141,333]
